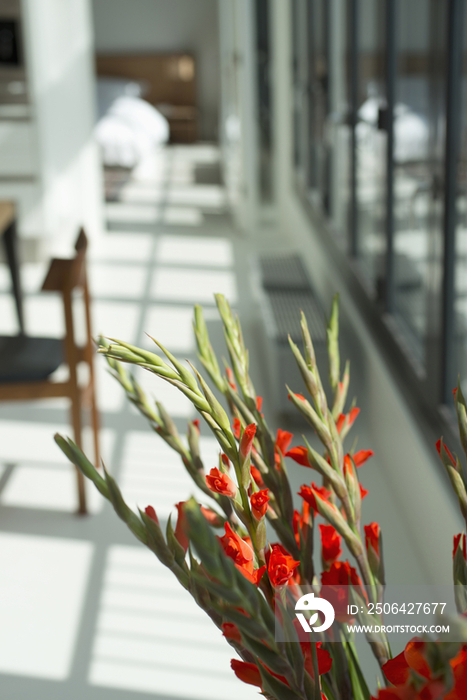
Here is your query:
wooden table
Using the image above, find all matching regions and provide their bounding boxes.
[0,201,24,333]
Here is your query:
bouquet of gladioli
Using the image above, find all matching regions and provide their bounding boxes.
[56,294,467,699]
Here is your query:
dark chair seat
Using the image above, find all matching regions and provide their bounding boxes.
[0,335,63,383]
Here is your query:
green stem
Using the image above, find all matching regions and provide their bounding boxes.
[310,640,322,700]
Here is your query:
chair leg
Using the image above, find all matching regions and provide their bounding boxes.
[70,391,87,515]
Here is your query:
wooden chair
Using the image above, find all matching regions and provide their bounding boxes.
[0,229,99,514]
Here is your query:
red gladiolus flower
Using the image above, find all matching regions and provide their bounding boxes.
[219,523,266,585]
[220,453,230,468]
[240,424,257,460]
[364,522,381,557]
[352,449,374,467]
[192,419,200,431]
[250,489,270,519]
[379,640,467,700]
[276,429,293,455]
[293,510,302,546]
[291,622,333,678]
[219,523,253,568]
[343,454,352,475]
[298,483,332,516]
[453,533,467,561]
[232,418,241,440]
[231,659,291,690]
[267,543,300,587]
[293,502,311,546]
[360,484,369,500]
[303,642,333,679]
[383,639,430,686]
[174,502,189,552]
[256,396,263,412]
[222,622,241,643]
[286,445,312,468]
[145,505,159,525]
[200,506,223,528]
[319,524,342,567]
[321,561,363,623]
[250,465,264,488]
[336,407,360,433]
[436,438,457,466]
[206,467,237,497]
[230,659,261,687]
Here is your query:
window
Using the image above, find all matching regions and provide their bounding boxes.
[292,0,467,415]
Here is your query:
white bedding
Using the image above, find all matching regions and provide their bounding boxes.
[95,78,169,168]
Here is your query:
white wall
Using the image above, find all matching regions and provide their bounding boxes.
[23,0,103,249]
[91,0,220,141]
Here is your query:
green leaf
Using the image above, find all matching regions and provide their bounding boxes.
[343,636,371,700]
[104,469,147,544]
[166,514,188,568]
[258,665,303,700]
[54,434,108,498]
[138,508,174,568]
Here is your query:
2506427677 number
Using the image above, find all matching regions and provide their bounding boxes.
[346,602,448,615]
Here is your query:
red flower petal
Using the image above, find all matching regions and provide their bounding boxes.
[174,501,189,552]
[267,544,300,587]
[364,522,381,557]
[382,650,410,685]
[231,659,261,687]
[250,489,270,519]
[145,505,159,525]
[436,439,456,466]
[319,524,342,565]
[232,418,241,440]
[240,424,257,460]
[353,449,375,467]
[206,468,237,497]
[453,534,467,561]
[222,623,241,643]
[286,446,312,468]
[275,429,293,455]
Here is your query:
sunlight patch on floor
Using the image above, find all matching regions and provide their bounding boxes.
[132,367,195,419]
[1,463,104,513]
[90,232,153,263]
[0,532,93,680]
[0,421,114,472]
[118,431,220,517]
[157,235,233,267]
[88,545,258,700]
[167,184,226,210]
[141,304,195,353]
[89,262,149,300]
[163,206,203,226]
[152,268,237,304]
[105,203,160,224]
[93,300,142,344]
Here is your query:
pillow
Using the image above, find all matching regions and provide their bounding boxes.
[107,95,169,146]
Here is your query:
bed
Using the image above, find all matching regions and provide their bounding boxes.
[95,76,170,169]
[94,53,198,169]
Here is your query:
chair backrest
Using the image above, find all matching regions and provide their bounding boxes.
[41,229,93,369]
[42,229,88,294]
